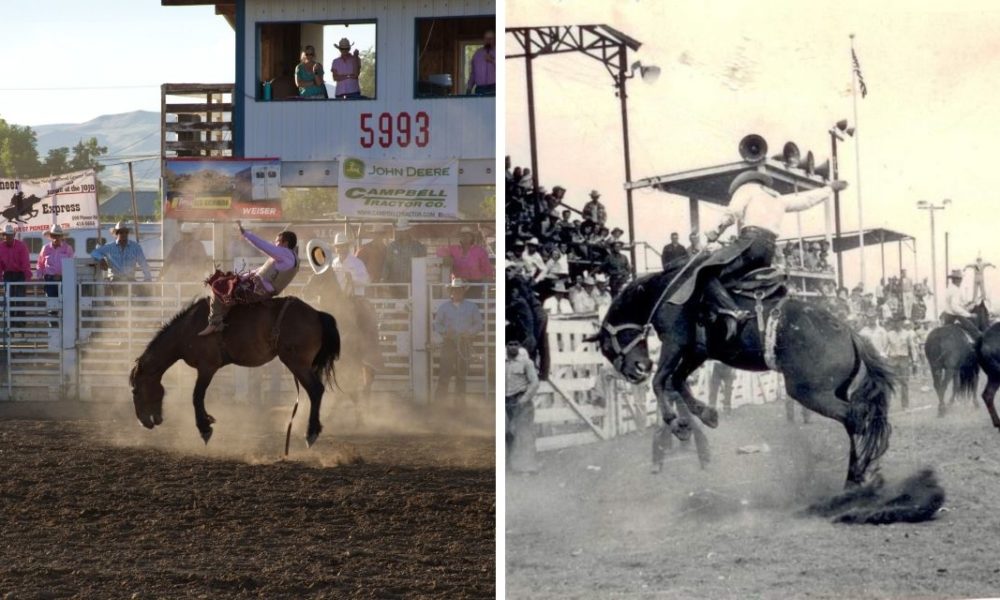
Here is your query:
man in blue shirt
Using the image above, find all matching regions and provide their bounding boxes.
[91,221,152,283]
[433,278,483,406]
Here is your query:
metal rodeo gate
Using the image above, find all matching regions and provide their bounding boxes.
[0,281,66,400]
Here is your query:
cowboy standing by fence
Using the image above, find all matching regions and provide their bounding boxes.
[198,221,299,336]
[433,279,483,406]
[506,335,540,474]
[90,221,152,284]
[35,224,74,298]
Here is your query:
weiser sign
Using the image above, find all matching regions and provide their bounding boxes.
[0,169,99,232]
[338,157,457,219]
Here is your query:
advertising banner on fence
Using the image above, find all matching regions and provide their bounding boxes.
[163,158,283,221]
[0,169,99,233]
[338,156,458,219]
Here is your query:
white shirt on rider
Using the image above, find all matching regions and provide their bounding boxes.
[943,283,972,317]
[331,254,370,295]
[721,183,832,235]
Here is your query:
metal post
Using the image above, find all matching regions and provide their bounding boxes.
[880,235,885,280]
[831,131,844,288]
[128,162,141,242]
[944,231,950,285]
[929,209,938,318]
[618,49,637,275]
[524,51,539,189]
[898,241,903,275]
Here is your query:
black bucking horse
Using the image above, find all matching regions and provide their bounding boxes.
[591,265,897,487]
[924,302,988,417]
[975,304,1000,430]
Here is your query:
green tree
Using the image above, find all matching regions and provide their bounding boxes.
[359,48,376,98]
[69,137,108,173]
[43,147,71,175]
[0,117,41,177]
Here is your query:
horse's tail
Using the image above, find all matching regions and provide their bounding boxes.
[957,350,980,398]
[314,311,341,388]
[848,332,897,478]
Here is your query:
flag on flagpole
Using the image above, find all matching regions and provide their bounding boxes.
[851,47,868,98]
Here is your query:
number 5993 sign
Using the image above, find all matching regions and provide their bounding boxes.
[360,111,429,149]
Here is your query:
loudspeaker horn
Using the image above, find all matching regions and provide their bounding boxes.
[799,150,815,174]
[738,134,768,163]
[814,159,831,180]
[771,141,800,166]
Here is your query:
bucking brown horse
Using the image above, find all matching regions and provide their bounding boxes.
[129,296,340,445]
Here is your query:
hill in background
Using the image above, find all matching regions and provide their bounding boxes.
[32,110,160,191]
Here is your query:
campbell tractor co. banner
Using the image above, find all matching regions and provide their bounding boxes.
[0,170,99,233]
[338,156,458,219]
[163,158,283,221]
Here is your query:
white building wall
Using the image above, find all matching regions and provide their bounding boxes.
[242,0,495,163]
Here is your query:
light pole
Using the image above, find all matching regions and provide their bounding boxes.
[506,26,660,274]
[917,199,951,319]
[829,119,854,289]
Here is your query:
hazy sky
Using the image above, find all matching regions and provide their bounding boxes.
[0,1,233,126]
[506,0,1000,303]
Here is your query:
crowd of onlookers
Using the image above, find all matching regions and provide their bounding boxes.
[505,158,631,320]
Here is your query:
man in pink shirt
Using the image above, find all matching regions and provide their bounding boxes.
[199,221,300,336]
[0,223,32,302]
[466,30,495,95]
[437,226,493,298]
[36,224,75,298]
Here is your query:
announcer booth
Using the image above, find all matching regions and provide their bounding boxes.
[147,1,496,406]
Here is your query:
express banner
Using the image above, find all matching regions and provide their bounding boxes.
[163,158,283,221]
[0,170,99,233]
[338,156,458,219]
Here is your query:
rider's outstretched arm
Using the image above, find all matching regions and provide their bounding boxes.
[782,187,832,213]
[243,229,295,269]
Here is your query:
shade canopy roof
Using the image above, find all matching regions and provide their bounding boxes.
[627,159,827,205]
[781,228,914,253]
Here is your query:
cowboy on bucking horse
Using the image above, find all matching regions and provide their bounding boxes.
[667,170,847,338]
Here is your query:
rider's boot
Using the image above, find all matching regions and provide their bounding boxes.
[704,278,750,341]
[197,321,225,336]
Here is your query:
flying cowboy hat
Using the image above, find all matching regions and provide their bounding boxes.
[306,238,334,275]
[110,221,130,235]
[44,224,66,238]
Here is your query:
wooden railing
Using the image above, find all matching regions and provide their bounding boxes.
[161,83,235,159]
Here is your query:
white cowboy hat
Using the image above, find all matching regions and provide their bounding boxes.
[179,222,197,234]
[1,224,16,236]
[306,238,333,275]
[44,224,66,237]
[448,278,468,289]
[335,37,354,50]
[526,237,540,246]
[333,232,351,246]
[394,218,412,231]
[111,221,130,235]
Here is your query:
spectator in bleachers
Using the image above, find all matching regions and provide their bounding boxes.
[521,238,548,284]
[602,241,631,296]
[594,274,613,316]
[433,279,483,407]
[569,275,598,314]
[542,281,573,316]
[35,224,74,299]
[583,190,607,225]
[547,246,569,279]
[661,232,688,268]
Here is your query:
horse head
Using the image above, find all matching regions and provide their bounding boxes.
[129,360,164,429]
[591,318,654,385]
[971,300,991,332]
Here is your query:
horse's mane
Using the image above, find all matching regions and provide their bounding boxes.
[605,270,675,322]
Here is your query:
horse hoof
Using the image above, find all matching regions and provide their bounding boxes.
[700,406,720,428]
[670,418,692,441]
[200,428,213,444]
[306,432,319,447]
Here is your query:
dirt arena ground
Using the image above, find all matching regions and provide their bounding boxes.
[507,383,1000,599]
[0,398,494,599]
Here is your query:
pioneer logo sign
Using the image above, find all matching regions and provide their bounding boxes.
[0,169,99,232]
[338,156,457,219]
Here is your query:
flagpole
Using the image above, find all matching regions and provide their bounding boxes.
[850,33,865,288]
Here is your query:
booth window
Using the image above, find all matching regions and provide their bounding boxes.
[258,21,377,101]
[414,16,495,98]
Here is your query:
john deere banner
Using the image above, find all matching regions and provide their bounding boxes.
[338,156,458,219]
[0,169,99,233]
[163,158,283,221]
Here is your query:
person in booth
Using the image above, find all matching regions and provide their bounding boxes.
[294,45,325,98]
[330,38,362,99]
